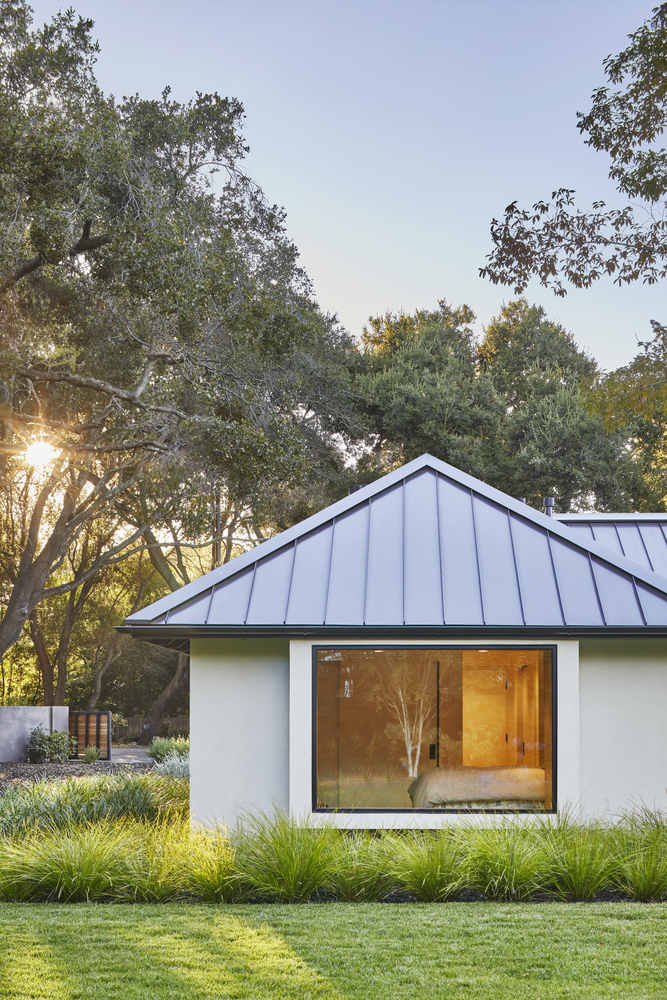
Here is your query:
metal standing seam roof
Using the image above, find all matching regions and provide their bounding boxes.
[554,514,667,577]
[119,454,667,644]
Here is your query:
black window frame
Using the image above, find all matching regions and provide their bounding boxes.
[311,643,558,814]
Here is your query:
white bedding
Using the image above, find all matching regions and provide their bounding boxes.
[408,766,546,808]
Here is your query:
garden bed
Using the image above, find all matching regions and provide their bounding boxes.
[0,760,153,792]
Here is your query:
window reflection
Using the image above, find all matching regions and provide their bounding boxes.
[315,647,553,811]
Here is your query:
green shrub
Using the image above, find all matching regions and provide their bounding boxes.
[386,830,463,901]
[327,832,395,901]
[26,726,76,763]
[236,809,338,902]
[147,737,190,763]
[81,746,100,763]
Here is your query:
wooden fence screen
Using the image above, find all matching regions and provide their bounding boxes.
[69,711,111,760]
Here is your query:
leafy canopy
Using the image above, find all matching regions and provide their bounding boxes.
[480,3,667,295]
[0,2,357,659]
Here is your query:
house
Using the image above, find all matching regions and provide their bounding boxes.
[119,454,667,827]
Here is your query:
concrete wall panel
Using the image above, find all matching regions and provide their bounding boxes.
[0,706,69,762]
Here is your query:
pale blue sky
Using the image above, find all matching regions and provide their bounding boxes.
[30,0,664,369]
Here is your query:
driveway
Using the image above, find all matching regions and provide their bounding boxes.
[111,746,153,764]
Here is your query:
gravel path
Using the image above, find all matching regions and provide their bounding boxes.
[0,760,154,793]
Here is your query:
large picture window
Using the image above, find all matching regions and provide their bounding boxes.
[315,647,554,812]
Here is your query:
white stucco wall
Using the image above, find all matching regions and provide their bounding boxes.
[190,635,667,826]
[190,637,289,828]
[579,639,667,817]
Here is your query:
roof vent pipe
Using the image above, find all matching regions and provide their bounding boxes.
[349,484,365,495]
[518,497,526,504]
[544,496,555,517]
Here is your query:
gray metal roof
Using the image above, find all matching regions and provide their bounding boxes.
[121,455,667,642]
[554,515,667,577]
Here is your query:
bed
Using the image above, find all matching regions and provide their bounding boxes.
[408,766,546,809]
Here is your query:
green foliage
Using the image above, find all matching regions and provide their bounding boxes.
[0,2,359,666]
[26,725,75,763]
[356,299,504,483]
[0,772,186,833]
[0,823,133,902]
[0,792,667,906]
[81,745,100,763]
[326,832,394,901]
[545,819,616,900]
[147,736,190,762]
[385,829,463,901]
[356,296,643,511]
[185,825,247,903]
[235,809,338,902]
[481,4,667,294]
[463,824,551,901]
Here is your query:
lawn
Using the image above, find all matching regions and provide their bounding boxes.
[1,902,667,1000]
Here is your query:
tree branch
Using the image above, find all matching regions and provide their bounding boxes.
[0,220,110,295]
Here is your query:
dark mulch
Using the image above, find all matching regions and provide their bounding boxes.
[0,760,154,793]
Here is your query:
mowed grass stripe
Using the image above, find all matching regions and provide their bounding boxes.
[0,906,345,1000]
[0,903,666,999]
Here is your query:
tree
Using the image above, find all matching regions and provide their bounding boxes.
[0,3,358,660]
[479,300,643,510]
[355,300,504,482]
[480,3,667,295]
[354,297,644,511]
[586,319,667,509]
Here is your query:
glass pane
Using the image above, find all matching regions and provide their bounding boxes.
[315,647,553,811]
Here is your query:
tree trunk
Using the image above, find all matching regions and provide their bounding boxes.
[140,652,189,744]
[28,610,55,705]
[86,633,123,710]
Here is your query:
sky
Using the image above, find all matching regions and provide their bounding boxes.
[29,0,665,370]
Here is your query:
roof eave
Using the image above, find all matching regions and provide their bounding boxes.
[117,624,667,644]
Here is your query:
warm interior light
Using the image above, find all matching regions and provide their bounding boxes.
[25,442,57,468]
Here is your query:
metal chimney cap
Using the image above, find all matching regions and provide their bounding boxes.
[349,484,365,494]
[544,496,555,516]
[518,497,526,504]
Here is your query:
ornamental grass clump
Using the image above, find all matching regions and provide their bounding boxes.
[118,818,192,902]
[0,823,133,902]
[544,818,615,900]
[185,825,248,902]
[236,809,338,902]
[0,773,187,834]
[385,830,464,901]
[327,831,395,901]
[612,809,667,901]
[463,823,551,901]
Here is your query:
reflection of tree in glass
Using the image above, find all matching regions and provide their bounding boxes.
[370,659,436,779]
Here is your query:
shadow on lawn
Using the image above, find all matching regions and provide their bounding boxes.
[0,907,344,1000]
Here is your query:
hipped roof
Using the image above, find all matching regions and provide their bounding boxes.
[120,454,667,649]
